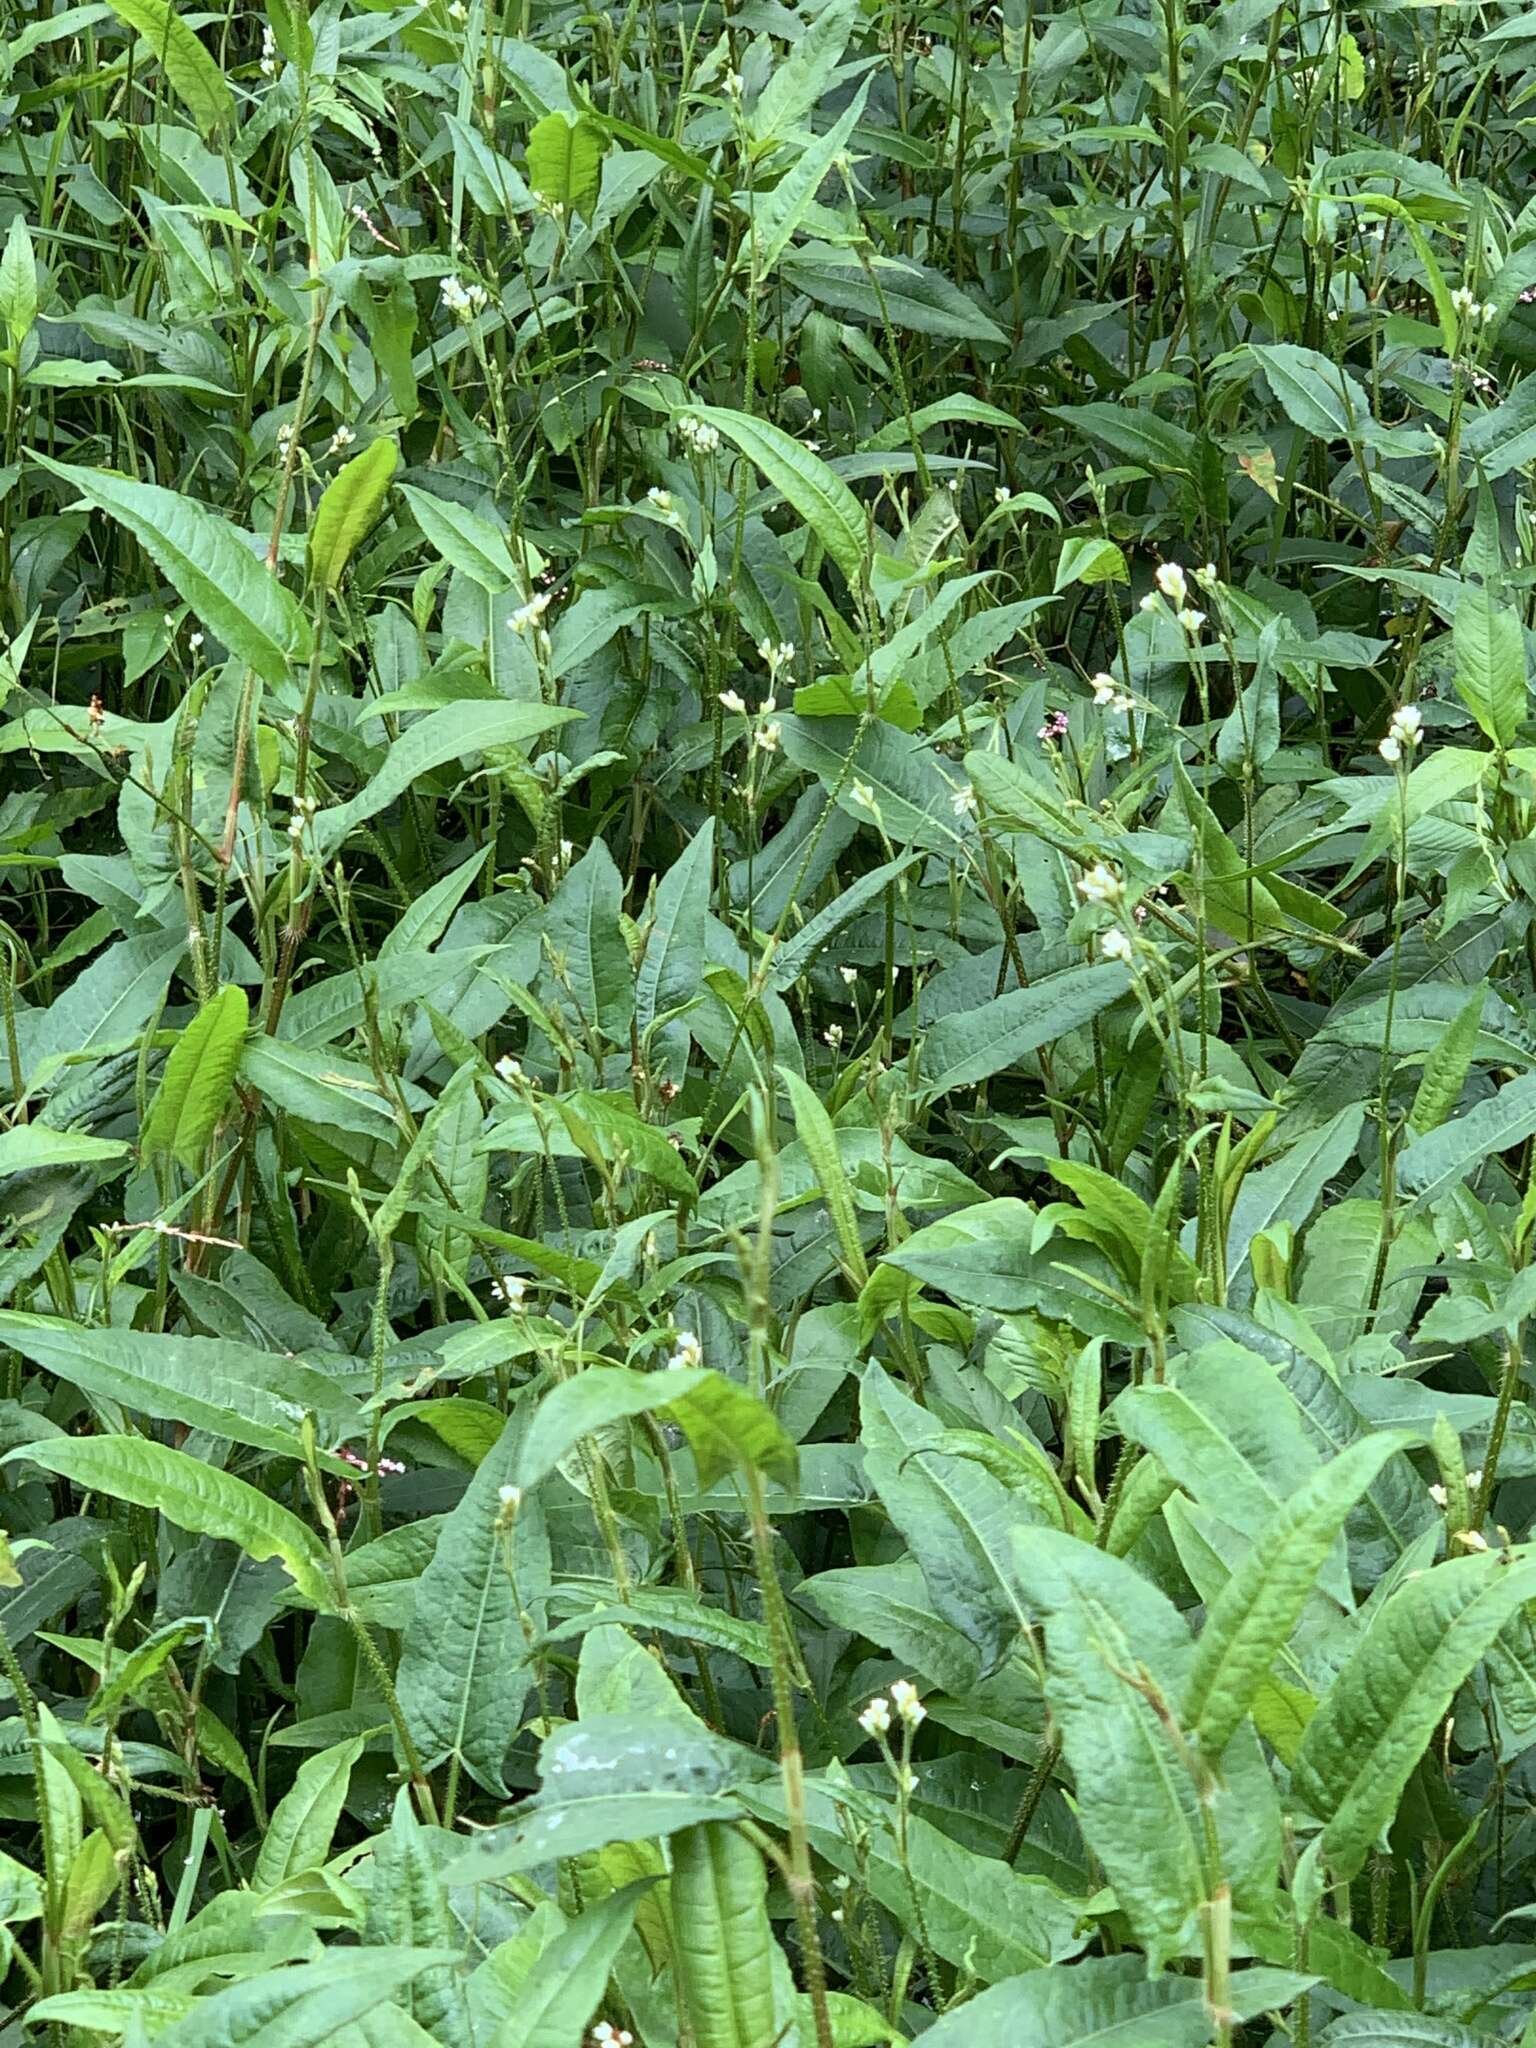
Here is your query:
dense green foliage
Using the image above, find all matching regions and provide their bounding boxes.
[5,0,1536,2041]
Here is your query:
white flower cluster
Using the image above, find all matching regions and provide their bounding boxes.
[1451,286,1497,325]
[1138,560,1209,634]
[1378,703,1422,764]
[327,423,355,456]
[287,795,318,842]
[646,486,674,513]
[591,2024,634,2047]
[1076,862,1122,905]
[1089,672,1135,714]
[1100,927,1134,962]
[667,1330,702,1371]
[260,25,280,75]
[489,1275,526,1311]
[508,589,553,635]
[859,1679,926,1737]
[440,275,489,319]
[676,413,721,455]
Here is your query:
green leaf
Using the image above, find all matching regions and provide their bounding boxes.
[544,838,633,1043]
[314,700,580,855]
[671,1824,780,2048]
[745,1772,1083,1981]
[308,439,399,592]
[1294,1550,1536,1876]
[0,1314,358,1461]
[253,1736,365,1891]
[1250,342,1377,443]
[524,113,607,219]
[766,850,919,992]
[1,1437,333,1610]
[779,1065,868,1286]
[1183,1436,1409,1757]
[36,457,308,685]
[397,1418,548,1795]
[0,215,38,345]
[0,1126,128,1175]
[691,406,867,587]
[1452,585,1525,748]
[1012,1525,1280,1968]
[1409,988,1486,1136]
[1397,1071,1536,1207]
[104,0,233,137]
[911,1956,1313,2048]
[634,818,713,1086]
[398,484,518,591]
[918,962,1130,1099]
[120,1950,460,2048]
[141,984,248,1168]
[493,1882,649,2048]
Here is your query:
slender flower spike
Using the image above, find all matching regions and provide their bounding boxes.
[950,783,977,817]
[858,1696,892,1736]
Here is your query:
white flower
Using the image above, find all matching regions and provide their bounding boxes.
[1481,302,1497,325]
[850,779,879,813]
[890,1679,926,1727]
[1176,607,1206,634]
[259,24,280,74]
[1378,734,1402,764]
[1194,562,1218,587]
[838,965,858,986]
[646,486,673,512]
[1100,927,1134,962]
[448,0,467,16]
[676,413,721,455]
[1139,592,1159,612]
[754,720,781,754]
[950,782,977,816]
[897,1765,919,1793]
[1390,704,1422,746]
[1428,1482,1448,1507]
[1467,1468,1483,1490]
[723,68,744,97]
[718,689,748,715]
[498,1483,522,1508]
[276,420,296,453]
[993,485,1012,504]
[558,837,575,868]
[670,1330,702,1371]
[188,632,204,652]
[508,590,553,634]
[1455,1238,1476,1261]
[824,1023,843,1049]
[490,1275,527,1310]
[440,275,489,318]
[1457,1528,1490,1551]
[1090,673,1118,706]
[1076,863,1122,905]
[1155,562,1188,607]
[495,1055,523,1083]
[858,1696,892,1736]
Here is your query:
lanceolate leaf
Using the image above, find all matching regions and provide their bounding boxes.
[1183,1435,1409,1758]
[1,1438,334,1609]
[36,457,309,684]
[141,983,248,1167]
[104,0,233,136]
[1294,1550,1536,1877]
[308,438,399,592]
[691,406,868,587]
[396,1418,549,1794]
